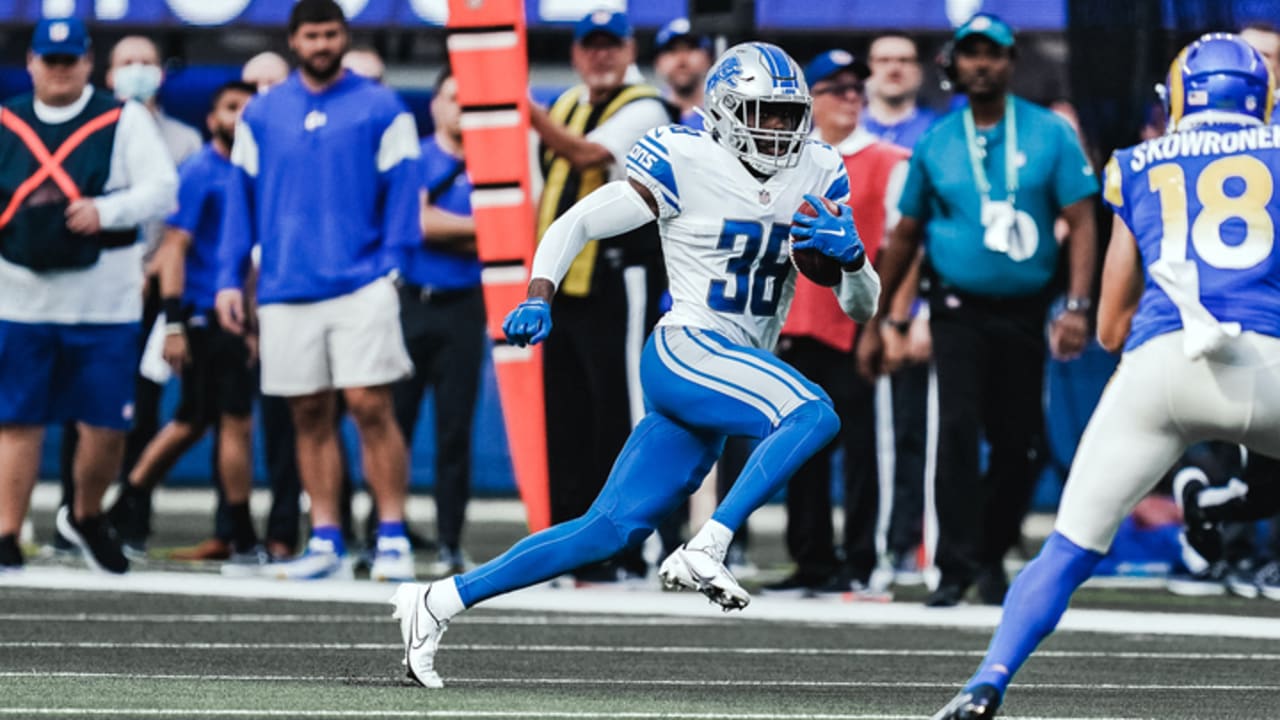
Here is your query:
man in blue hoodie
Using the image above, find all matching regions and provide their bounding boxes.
[216,0,420,581]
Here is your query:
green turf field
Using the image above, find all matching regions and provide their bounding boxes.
[2,581,1280,719]
[4,493,1279,719]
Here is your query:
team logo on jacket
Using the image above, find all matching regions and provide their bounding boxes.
[304,110,328,131]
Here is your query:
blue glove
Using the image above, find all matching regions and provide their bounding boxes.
[503,297,552,347]
[790,193,865,267]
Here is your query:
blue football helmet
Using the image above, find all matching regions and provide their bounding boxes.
[703,42,812,175]
[1162,32,1275,131]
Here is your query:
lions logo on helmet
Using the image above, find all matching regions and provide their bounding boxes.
[1161,32,1276,132]
[703,42,813,176]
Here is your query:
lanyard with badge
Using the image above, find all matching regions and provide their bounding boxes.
[963,95,1036,261]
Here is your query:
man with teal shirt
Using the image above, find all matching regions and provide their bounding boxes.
[860,13,1098,607]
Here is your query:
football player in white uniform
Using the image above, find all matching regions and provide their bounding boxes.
[390,42,880,689]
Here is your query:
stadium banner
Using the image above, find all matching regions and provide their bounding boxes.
[10,0,684,28]
[756,0,1067,31]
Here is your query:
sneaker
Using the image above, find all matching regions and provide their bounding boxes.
[1226,559,1260,599]
[273,537,354,580]
[931,683,1003,720]
[890,549,925,587]
[56,506,128,574]
[170,537,231,562]
[427,545,469,578]
[1256,561,1280,601]
[371,536,416,582]
[221,545,272,577]
[1167,558,1229,597]
[0,533,23,572]
[390,583,447,689]
[761,570,830,596]
[658,544,750,611]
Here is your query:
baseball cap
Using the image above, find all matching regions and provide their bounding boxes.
[573,10,632,44]
[32,17,90,57]
[655,18,710,54]
[953,13,1016,48]
[803,50,870,87]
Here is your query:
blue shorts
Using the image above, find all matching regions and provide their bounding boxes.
[0,320,140,430]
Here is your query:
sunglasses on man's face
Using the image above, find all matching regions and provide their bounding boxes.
[812,81,863,98]
[39,54,81,67]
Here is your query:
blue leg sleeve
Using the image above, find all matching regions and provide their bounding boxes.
[968,532,1104,694]
[456,413,721,607]
[711,399,839,532]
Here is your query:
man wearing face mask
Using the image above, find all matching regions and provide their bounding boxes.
[54,34,195,558]
[860,14,1098,608]
[528,9,677,584]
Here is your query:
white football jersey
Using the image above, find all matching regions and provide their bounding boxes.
[626,125,851,350]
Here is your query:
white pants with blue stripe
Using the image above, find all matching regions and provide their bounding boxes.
[455,325,838,606]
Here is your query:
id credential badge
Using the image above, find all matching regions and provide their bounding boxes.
[981,199,1038,262]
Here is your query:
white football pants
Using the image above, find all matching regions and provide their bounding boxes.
[1055,330,1280,553]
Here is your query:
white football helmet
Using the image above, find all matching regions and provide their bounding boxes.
[703,42,812,176]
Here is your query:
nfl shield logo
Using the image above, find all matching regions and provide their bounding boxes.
[758,189,771,205]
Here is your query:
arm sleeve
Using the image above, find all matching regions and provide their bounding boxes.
[624,127,682,219]
[836,260,881,323]
[165,160,206,234]
[217,120,258,292]
[896,147,931,221]
[587,99,673,165]
[1052,117,1100,209]
[95,101,179,230]
[377,111,424,249]
[530,180,657,288]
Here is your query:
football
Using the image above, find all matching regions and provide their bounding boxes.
[789,196,845,287]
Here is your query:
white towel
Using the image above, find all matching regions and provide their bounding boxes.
[139,311,173,384]
[1149,259,1241,360]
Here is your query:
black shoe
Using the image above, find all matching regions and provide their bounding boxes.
[0,533,22,571]
[933,683,1002,719]
[925,582,966,608]
[56,507,129,574]
[1167,558,1229,597]
[762,570,831,595]
[108,485,150,559]
[976,564,1009,606]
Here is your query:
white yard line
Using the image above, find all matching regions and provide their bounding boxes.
[4,567,1280,639]
[4,641,1280,662]
[0,709,1156,720]
[0,671,1275,693]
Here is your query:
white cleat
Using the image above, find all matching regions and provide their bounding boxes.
[371,536,415,582]
[273,537,354,580]
[658,544,750,611]
[390,583,448,688]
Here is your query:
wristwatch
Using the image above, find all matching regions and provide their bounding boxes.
[1064,296,1092,314]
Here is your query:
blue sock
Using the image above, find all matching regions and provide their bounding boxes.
[456,413,720,608]
[968,532,1103,694]
[712,400,838,531]
[311,525,346,557]
[377,521,407,541]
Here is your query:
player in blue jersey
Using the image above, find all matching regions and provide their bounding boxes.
[110,81,264,569]
[390,42,881,689]
[215,0,421,582]
[933,33,1280,719]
